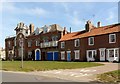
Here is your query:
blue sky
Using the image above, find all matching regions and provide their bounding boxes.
[0,1,118,48]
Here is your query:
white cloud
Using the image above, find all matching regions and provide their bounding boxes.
[59,3,83,27]
[2,2,49,16]
[19,7,48,16]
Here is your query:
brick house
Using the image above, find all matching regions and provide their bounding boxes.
[5,22,67,61]
[59,21,120,62]
[5,21,120,62]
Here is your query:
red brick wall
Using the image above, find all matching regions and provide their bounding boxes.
[59,32,119,61]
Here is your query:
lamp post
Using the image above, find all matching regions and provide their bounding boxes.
[20,38,23,68]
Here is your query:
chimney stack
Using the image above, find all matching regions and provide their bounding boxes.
[97,21,101,27]
[63,27,67,35]
[85,20,94,32]
[29,23,34,34]
[20,22,24,28]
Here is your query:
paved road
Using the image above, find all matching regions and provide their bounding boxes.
[28,62,119,82]
[2,71,70,82]
[2,62,119,82]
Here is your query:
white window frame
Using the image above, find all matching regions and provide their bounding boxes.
[74,50,80,59]
[61,42,65,48]
[88,37,94,45]
[74,39,80,47]
[28,51,32,58]
[61,51,65,60]
[28,41,32,47]
[107,48,119,62]
[87,50,97,61]
[109,34,116,43]
[36,40,40,46]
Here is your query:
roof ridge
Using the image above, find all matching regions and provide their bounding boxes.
[97,23,120,28]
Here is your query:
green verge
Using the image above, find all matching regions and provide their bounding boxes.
[97,70,120,83]
[2,61,103,72]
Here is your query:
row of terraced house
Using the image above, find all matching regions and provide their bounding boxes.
[5,20,120,62]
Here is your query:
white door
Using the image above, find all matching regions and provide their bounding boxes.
[99,48,105,61]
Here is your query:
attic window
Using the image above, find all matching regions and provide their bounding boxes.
[43,25,48,33]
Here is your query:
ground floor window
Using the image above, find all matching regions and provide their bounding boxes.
[87,50,97,61]
[87,50,96,58]
[107,48,119,58]
[109,50,114,57]
[28,51,32,58]
[74,50,80,59]
[61,51,65,60]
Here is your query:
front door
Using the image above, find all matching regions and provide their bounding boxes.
[99,48,105,61]
[36,50,40,60]
[67,51,71,61]
[47,52,53,61]
[54,52,59,61]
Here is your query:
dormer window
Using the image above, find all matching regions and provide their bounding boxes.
[88,37,94,45]
[109,34,116,43]
[74,39,80,47]
[43,25,48,33]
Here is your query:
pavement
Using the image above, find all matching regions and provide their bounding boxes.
[2,62,119,82]
[2,71,70,82]
[27,62,119,82]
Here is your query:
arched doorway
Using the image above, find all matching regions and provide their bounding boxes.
[35,49,41,60]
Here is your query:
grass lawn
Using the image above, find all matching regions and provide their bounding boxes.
[97,70,120,83]
[1,61,104,72]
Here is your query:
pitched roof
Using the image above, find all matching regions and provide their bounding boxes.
[59,23,120,41]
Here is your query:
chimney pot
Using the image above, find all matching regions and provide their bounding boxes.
[97,21,101,27]
[70,27,71,33]
[63,27,67,35]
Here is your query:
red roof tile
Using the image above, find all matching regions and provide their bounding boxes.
[59,23,120,41]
